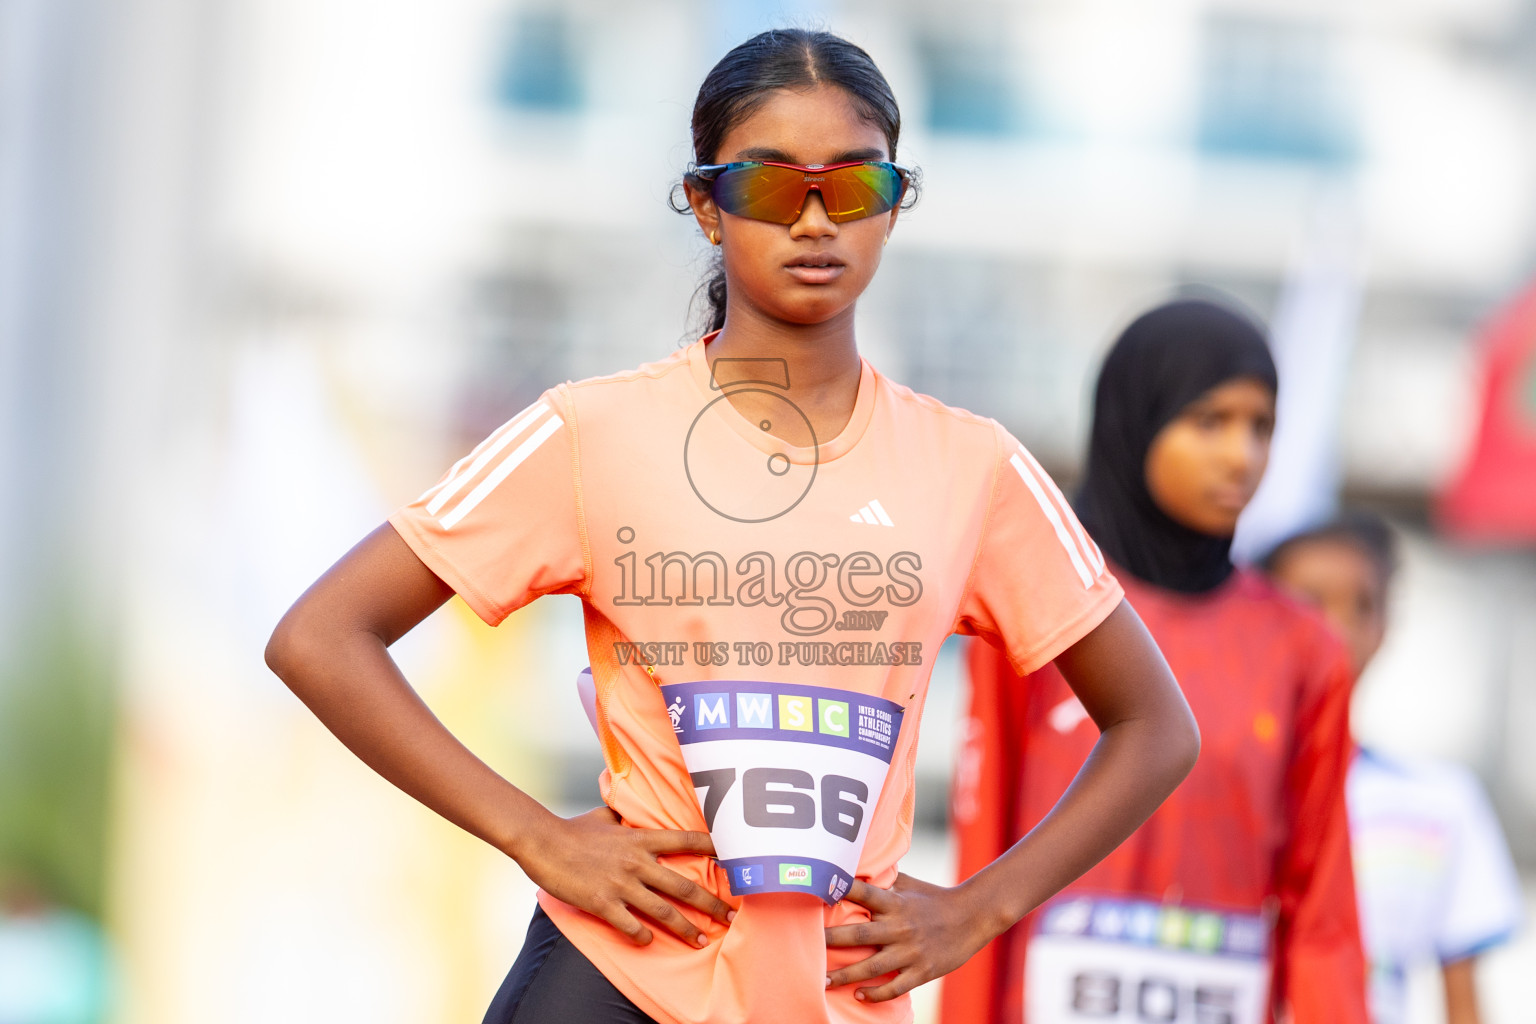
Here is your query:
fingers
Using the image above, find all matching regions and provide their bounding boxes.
[824,878,926,999]
[823,951,915,1007]
[829,933,909,988]
[827,950,894,989]
[839,879,894,913]
[630,890,710,947]
[597,878,716,947]
[854,973,921,1003]
[539,815,728,945]
[824,919,893,949]
[643,863,736,925]
[825,880,899,950]
[825,876,980,1003]
[643,828,717,857]
[599,902,653,947]
[827,950,926,1003]
[637,826,731,925]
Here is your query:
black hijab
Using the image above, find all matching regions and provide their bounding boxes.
[1075,298,1278,594]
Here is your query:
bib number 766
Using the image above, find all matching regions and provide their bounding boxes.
[691,767,868,842]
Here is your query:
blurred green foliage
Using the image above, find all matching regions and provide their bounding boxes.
[0,601,116,918]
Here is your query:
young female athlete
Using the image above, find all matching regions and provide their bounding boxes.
[941,298,1370,1024]
[1265,514,1523,1024]
[265,30,1199,1024]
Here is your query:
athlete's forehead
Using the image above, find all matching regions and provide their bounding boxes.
[716,86,891,165]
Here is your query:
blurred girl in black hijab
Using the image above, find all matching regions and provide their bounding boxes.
[944,297,1370,1024]
[1075,299,1278,592]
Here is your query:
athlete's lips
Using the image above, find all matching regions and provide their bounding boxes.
[784,252,845,284]
[785,251,845,268]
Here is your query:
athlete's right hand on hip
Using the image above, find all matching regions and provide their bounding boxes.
[515,806,735,947]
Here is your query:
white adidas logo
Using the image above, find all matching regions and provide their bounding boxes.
[849,499,894,527]
[1049,696,1090,734]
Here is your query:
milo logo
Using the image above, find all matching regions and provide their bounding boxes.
[779,863,812,886]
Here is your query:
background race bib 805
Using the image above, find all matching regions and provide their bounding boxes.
[1025,895,1272,1024]
[661,679,905,906]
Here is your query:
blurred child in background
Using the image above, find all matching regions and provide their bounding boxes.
[942,297,1370,1024]
[1265,513,1523,1024]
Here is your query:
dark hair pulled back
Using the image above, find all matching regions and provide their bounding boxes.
[674,29,913,334]
[1261,511,1400,589]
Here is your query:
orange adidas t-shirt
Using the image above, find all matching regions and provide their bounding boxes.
[389,338,1122,1024]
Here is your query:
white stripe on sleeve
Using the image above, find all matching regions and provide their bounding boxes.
[425,403,549,515]
[1009,453,1095,589]
[1016,446,1105,577]
[418,401,548,504]
[439,414,565,530]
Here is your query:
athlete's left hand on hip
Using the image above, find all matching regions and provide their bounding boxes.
[823,873,994,1002]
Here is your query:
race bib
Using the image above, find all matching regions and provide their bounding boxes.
[1025,895,1272,1024]
[662,679,905,906]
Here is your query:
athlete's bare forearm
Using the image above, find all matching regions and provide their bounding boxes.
[265,524,733,945]
[265,524,553,858]
[968,600,1197,927]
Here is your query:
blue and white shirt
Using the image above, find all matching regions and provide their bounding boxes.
[1348,748,1523,1024]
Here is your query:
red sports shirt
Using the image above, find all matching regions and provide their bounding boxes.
[389,339,1123,1024]
[942,569,1368,1024]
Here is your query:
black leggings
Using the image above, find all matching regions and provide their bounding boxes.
[482,904,660,1024]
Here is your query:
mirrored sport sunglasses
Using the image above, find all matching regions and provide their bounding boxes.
[686,160,911,225]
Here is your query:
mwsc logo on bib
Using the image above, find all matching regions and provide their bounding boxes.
[692,692,850,738]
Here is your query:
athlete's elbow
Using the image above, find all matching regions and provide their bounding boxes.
[1165,707,1200,784]
[1180,717,1201,776]
[264,613,298,685]
[265,604,325,694]
[1148,671,1200,785]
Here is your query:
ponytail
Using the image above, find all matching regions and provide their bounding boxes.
[698,254,728,334]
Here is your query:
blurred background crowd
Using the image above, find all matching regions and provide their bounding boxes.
[2,0,1535,1020]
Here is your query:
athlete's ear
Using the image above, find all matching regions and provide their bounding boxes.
[685,181,722,246]
[883,204,900,244]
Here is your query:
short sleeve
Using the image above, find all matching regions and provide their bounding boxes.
[1436,766,1524,962]
[388,388,587,625]
[954,425,1123,673]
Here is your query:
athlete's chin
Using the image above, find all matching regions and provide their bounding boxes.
[768,293,858,326]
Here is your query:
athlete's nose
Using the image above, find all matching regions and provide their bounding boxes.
[790,189,838,240]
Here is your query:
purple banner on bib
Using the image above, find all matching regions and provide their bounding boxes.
[661,679,904,764]
[719,855,853,903]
